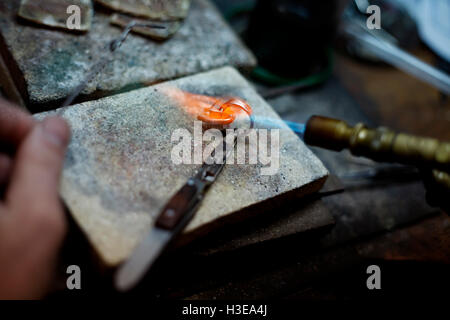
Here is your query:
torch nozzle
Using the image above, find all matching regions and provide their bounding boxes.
[304,116,450,175]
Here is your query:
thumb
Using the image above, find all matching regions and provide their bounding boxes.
[6,116,70,234]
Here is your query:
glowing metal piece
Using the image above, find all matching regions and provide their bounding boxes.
[161,87,253,128]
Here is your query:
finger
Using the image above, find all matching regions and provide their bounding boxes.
[6,117,70,227]
[0,99,34,149]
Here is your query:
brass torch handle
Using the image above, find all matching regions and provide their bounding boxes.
[304,116,450,173]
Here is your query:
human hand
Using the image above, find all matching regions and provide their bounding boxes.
[0,99,70,299]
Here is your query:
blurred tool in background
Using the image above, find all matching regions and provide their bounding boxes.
[396,0,450,79]
[341,0,450,95]
[393,0,450,66]
[352,0,420,50]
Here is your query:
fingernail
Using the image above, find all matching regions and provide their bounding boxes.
[42,117,70,147]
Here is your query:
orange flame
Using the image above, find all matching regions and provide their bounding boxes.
[161,87,252,125]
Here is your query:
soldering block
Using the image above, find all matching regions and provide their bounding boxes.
[35,67,328,266]
[0,0,256,111]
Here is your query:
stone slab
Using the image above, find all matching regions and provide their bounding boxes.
[35,67,328,266]
[0,0,256,111]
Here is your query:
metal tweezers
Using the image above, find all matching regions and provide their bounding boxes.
[115,133,236,291]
